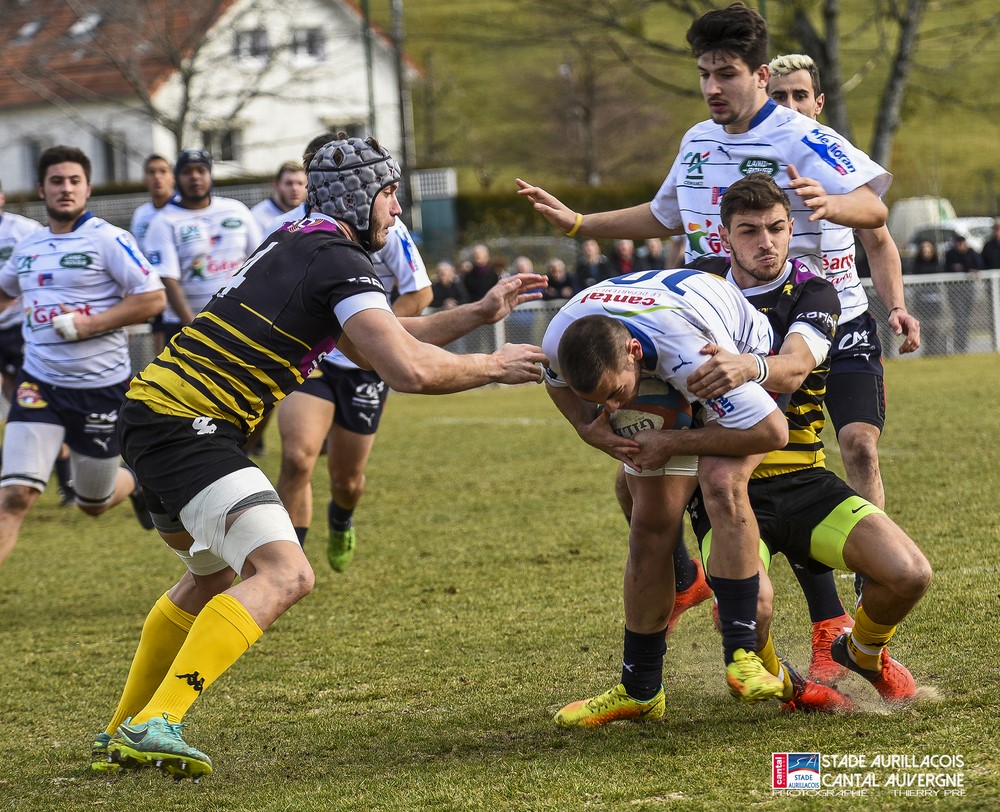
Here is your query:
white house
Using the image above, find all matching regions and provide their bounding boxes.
[0,0,417,193]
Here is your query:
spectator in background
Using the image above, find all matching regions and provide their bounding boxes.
[908,240,945,356]
[542,257,577,300]
[509,255,534,277]
[636,237,667,271]
[464,243,499,301]
[575,238,611,289]
[943,234,983,354]
[250,161,308,233]
[431,261,469,309]
[609,239,638,277]
[981,221,1000,270]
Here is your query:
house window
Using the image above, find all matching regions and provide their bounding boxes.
[68,12,101,41]
[234,28,268,58]
[320,121,366,139]
[13,20,43,44]
[201,129,242,163]
[101,132,128,184]
[291,28,325,59]
[24,137,51,183]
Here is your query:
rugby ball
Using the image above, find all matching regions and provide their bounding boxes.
[609,377,693,438]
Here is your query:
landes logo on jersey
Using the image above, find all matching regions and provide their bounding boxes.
[739,158,779,177]
[685,220,726,257]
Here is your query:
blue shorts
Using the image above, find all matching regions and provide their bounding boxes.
[6,371,126,458]
[298,363,388,435]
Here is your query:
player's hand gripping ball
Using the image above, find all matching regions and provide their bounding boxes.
[609,377,692,438]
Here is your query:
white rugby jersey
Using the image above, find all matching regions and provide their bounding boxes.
[651,101,890,322]
[543,269,777,430]
[0,212,43,331]
[144,196,263,324]
[0,213,163,388]
[250,197,285,232]
[128,198,174,255]
[264,209,432,372]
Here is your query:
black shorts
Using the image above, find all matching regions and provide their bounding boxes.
[118,399,256,519]
[0,325,24,378]
[298,364,388,435]
[826,312,886,433]
[6,371,126,458]
[688,467,868,573]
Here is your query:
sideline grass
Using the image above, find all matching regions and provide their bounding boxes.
[0,355,998,810]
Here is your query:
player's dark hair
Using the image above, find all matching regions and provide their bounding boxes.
[302,132,340,168]
[720,173,791,228]
[275,160,304,181]
[687,2,769,73]
[37,145,91,186]
[143,154,170,171]
[558,315,632,394]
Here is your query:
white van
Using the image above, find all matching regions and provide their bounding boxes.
[887,197,956,248]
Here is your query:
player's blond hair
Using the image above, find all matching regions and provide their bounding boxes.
[768,53,822,96]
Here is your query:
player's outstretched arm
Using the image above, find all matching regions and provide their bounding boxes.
[858,225,921,354]
[515,179,678,240]
[343,307,547,394]
[787,165,887,229]
[398,273,546,345]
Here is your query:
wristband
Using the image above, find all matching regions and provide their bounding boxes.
[566,212,584,238]
[889,306,904,314]
[752,354,769,384]
[52,312,80,341]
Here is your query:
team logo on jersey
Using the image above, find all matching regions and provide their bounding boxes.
[739,158,779,177]
[801,129,856,176]
[221,217,244,229]
[190,258,207,279]
[685,220,726,257]
[683,149,712,183]
[0,247,12,262]
[60,252,93,269]
[37,272,54,287]
[147,250,161,264]
[16,254,39,271]
[711,187,729,205]
[180,224,201,243]
[15,382,47,409]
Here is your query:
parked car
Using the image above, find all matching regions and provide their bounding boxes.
[887,196,955,248]
[904,217,995,263]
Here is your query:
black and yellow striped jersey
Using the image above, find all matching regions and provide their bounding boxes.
[744,262,841,478]
[127,216,388,435]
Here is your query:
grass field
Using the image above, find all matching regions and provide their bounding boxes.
[1,354,998,811]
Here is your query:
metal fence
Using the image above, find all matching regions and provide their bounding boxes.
[54,270,1000,398]
[431,270,1000,360]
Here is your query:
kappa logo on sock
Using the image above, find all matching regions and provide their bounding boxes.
[176,671,206,694]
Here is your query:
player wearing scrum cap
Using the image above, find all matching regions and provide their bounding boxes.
[0,146,165,571]
[269,133,433,572]
[142,149,263,346]
[93,134,548,780]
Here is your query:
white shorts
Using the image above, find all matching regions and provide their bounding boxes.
[624,454,699,478]
[174,467,297,577]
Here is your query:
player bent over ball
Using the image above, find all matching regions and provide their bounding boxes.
[543,268,791,725]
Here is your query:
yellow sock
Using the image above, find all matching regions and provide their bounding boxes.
[759,634,794,701]
[132,593,263,725]
[846,604,896,672]
[105,593,195,734]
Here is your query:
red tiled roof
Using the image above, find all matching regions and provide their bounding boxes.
[0,0,237,110]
